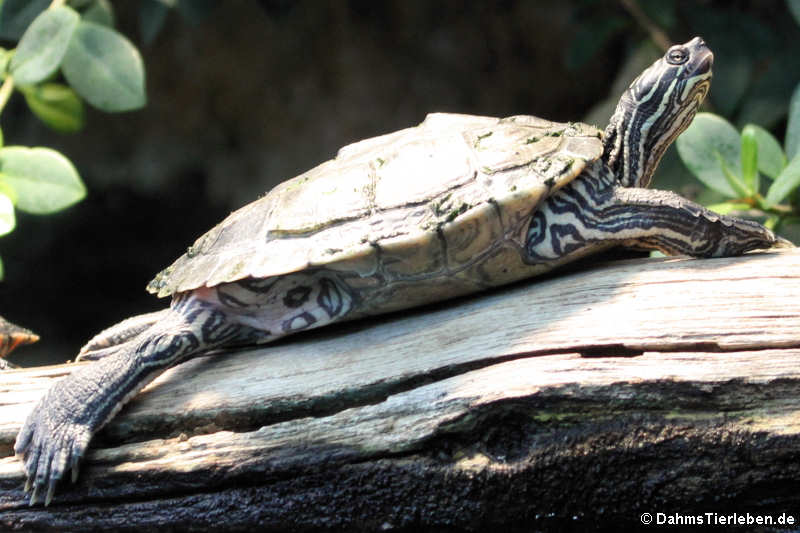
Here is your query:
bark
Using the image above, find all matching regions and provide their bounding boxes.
[1,249,799,532]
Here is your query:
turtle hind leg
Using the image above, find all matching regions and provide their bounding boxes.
[16,269,355,506]
[77,309,170,361]
[16,295,259,506]
[211,269,356,338]
[78,269,357,361]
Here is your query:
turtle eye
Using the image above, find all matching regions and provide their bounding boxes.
[666,46,688,65]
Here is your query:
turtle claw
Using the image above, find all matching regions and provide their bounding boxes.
[26,480,55,507]
[18,431,83,506]
[45,480,56,507]
[17,433,88,507]
[28,481,53,507]
[29,483,39,506]
[71,455,81,484]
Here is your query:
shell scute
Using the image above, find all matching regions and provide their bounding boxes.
[147,113,603,297]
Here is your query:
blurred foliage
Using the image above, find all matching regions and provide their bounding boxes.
[677,109,800,233]
[138,0,219,43]
[569,0,800,242]
[0,0,136,278]
[0,0,218,280]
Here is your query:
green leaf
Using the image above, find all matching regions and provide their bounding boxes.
[0,126,4,148]
[787,82,800,161]
[0,192,15,236]
[748,124,786,180]
[0,255,4,281]
[766,154,800,206]
[82,0,115,27]
[640,1,676,29]
[564,16,627,71]
[715,151,749,198]
[177,0,219,24]
[9,6,80,86]
[676,113,741,197]
[21,83,85,133]
[139,0,170,45]
[735,47,800,130]
[789,0,800,26]
[0,146,85,214]
[61,20,146,112]
[740,125,758,195]
[706,201,752,215]
[0,178,15,203]
[0,0,49,41]
[0,49,12,75]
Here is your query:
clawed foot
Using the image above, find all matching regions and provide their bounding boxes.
[15,378,94,506]
[15,306,202,506]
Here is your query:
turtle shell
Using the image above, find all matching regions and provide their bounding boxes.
[147,113,603,298]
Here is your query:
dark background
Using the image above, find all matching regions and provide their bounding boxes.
[2,0,799,366]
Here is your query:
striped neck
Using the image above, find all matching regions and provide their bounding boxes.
[602,37,713,188]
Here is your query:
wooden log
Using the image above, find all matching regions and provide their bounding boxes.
[1,248,799,531]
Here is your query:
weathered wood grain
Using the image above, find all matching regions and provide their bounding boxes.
[0,248,799,531]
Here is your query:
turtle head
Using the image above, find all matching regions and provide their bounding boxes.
[603,37,713,188]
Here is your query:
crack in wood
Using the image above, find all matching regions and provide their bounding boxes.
[1,249,798,525]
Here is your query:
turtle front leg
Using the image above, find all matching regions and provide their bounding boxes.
[605,187,790,256]
[525,177,790,262]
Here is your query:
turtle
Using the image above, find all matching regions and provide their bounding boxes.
[15,37,792,505]
[0,316,38,369]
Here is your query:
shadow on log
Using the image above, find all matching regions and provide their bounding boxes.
[1,249,800,532]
